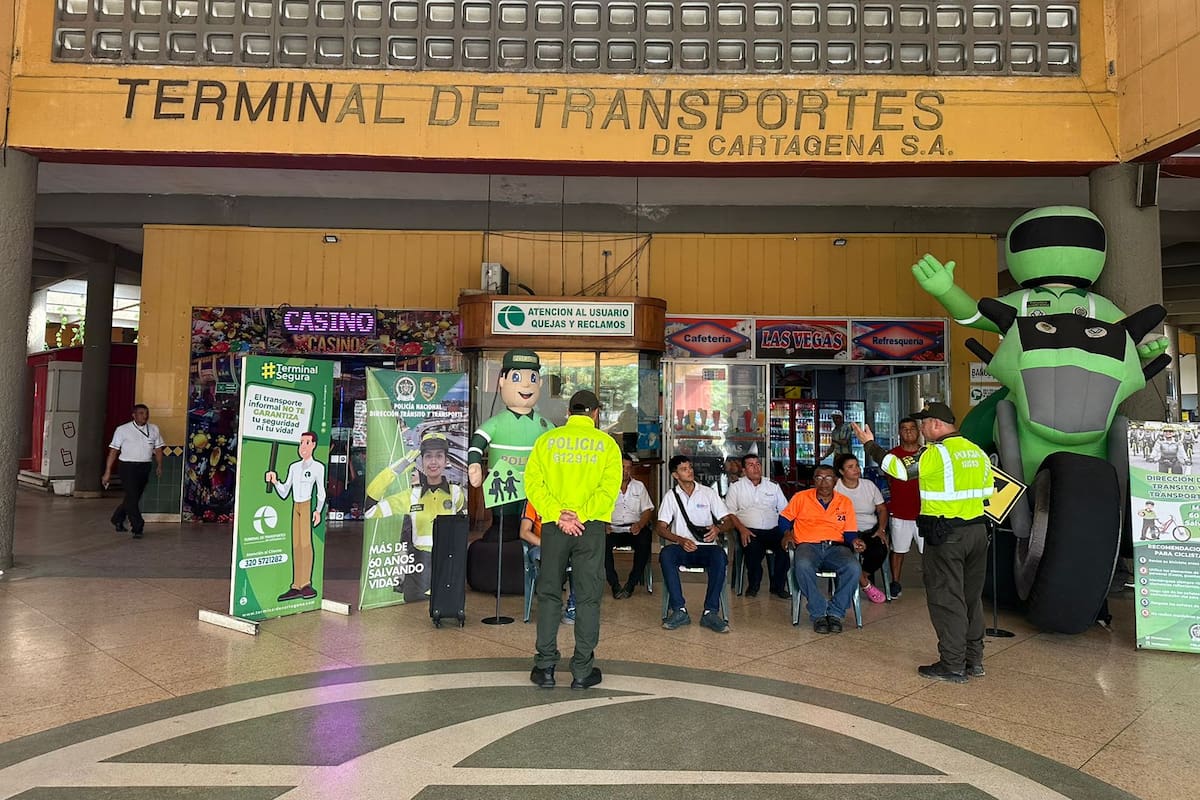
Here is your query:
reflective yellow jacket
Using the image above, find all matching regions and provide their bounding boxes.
[524,414,623,525]
[871,435,994,520]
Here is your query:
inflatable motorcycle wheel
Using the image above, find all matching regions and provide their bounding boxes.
[1017,452,1122,634]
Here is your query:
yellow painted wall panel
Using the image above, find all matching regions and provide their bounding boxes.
[140,228,995,440]
[1119,0,1200,158]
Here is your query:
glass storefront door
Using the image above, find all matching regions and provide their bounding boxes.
[662,360,769,490]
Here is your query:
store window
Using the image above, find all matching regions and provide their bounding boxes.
[472,349,657,457]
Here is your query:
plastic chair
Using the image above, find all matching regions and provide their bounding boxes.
[609,543,655,593]
[521,542,573,624]
[660,564,730,620]
[522,542,538,623]
[731,536,788,597]
[787,548,863,628]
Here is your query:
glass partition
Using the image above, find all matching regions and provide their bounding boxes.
[472,349,658,459]
[662,359,768,490]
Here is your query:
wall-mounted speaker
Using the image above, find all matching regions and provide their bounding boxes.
[1136,163,1160,208]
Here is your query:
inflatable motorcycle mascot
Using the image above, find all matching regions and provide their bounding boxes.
[914,206,1170,633]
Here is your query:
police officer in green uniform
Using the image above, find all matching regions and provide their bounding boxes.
[854,403,994,684]
[399,431,465,602]
[525,390,623,690]
[468,348,554,530]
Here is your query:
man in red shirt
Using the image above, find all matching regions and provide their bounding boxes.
[886,417,922,598]
[780,464,865,633]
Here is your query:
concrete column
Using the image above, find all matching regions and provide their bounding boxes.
[1165,324,1182,422]
[0,151,38,570]
[1090,164,1168,423]
[73,260,116,496]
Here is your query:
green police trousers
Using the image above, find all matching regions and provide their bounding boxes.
[534,519,606,680]
[922,521,989,672]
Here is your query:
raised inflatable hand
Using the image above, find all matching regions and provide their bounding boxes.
[912,254,957,297]
[1136,335,1170,362]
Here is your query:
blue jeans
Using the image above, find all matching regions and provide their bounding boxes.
[660,543,727,614]
[792,542,861,621]
[529,545,577,608]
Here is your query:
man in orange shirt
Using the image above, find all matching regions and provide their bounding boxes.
[780,464,865,634]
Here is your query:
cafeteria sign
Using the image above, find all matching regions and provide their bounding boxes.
[492,301,634,336]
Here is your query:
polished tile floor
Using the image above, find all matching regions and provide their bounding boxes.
[1,490,1196,799]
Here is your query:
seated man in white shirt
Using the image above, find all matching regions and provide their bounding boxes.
[726,453,791,599]
[657,455,734,633]
[606,453,656,599]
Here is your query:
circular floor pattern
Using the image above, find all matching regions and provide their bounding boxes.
[0,659,1134,800]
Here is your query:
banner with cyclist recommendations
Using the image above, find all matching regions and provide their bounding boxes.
[1128,420,1200,653]
[230,356,333,622]
[357,370,469,611]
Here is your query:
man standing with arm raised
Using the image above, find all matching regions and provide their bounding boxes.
[525,390,623,690]
[854,403,993,683]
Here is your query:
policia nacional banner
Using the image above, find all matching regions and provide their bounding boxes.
[230,355,333,621]
[1128,420,1200,653]
[358,369,468,611]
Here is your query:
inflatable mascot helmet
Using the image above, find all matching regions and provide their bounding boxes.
[1005,206,1108,290]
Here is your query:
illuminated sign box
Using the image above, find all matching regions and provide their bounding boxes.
[281,308,377,336]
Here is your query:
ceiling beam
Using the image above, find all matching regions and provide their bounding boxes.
[1164,314,1200,326]
[1165,300,1200,315]
[1164,266,1200,290]
[33,228,141,273]
[1162,242,1200,269]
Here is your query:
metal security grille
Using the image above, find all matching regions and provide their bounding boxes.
[53,1,1081,74]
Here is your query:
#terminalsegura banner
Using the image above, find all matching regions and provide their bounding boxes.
[359,370,468,611]
[230,355,333,621]
[1128,420,1200,653]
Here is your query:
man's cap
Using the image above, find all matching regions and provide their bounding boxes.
[419,431,450,453]
[501,348,541,372]
[724,455,741,463]
[911,402,955,425]
[569,390,601,413]
[622,451,638,462]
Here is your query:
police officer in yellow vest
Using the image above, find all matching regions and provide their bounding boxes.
[525,390,623,690]
[854,403,994,684]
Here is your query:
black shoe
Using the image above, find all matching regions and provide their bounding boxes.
[813,617,831,634]
[611,584,622,599]
[827,616,843,634]
[966,663,986,677]
[277,587,304,601]
[890,581,902,598]
[571,667,602,689]
[745,587,759,598]
[113,521,127,532]
[298,585,318,599]
[918,661,968,684]
[615,587,631,599]
[772,589,792,599]
[530,666,556,688]
[131,530,143,539]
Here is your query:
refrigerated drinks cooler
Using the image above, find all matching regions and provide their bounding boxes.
[770,399,865,487]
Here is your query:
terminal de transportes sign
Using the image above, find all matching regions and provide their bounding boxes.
[491,300,635,336]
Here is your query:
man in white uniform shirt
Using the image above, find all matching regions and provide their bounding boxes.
[657,454,734,633]
[103,403,164,539]
[266,431,327,601]
[605,452,655,599]
[726,454,791,599]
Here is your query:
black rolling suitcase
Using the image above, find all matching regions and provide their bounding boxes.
[429,514,468,628]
